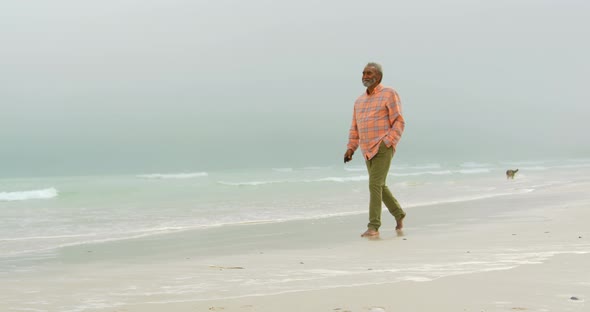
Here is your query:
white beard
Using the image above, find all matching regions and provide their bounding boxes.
[362,79,376,87]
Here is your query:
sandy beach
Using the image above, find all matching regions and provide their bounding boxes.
[1,164,589,312]
[135,253,589,312]
[104,180,589,312]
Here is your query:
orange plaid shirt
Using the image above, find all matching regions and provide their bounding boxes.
[347,84,405,160]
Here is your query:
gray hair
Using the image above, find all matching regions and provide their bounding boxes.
[366,62,383,76]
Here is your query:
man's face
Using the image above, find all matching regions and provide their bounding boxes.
[362,66,381,88]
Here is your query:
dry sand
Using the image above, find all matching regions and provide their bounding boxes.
[98,181,589,312]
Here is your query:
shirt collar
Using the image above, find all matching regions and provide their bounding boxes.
[366,83,383,96]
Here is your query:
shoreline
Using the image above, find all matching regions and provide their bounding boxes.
[1,176,588,312]
[106,180,590,311]
[115,252,589,312]
[2,163,588,261]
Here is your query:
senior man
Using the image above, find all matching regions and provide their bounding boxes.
[344,62,406,237]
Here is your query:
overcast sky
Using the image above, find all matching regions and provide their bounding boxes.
[1,0,589,176]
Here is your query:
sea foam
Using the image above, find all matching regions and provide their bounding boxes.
[272,168,294,172]
[136,172,208,179]
[217,175,369,186]
[312,176,368,182]
[0,188,58,202]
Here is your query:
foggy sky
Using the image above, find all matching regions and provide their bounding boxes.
[1,0,589,177]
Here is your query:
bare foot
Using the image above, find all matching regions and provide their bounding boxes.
[395,214,406,231]
[361,229,379,237]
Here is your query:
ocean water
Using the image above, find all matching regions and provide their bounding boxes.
[1,158,590,311]
[1,158,589,259]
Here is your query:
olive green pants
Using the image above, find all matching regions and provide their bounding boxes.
[365,141,405,231]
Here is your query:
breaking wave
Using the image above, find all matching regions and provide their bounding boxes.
[0,188,58,202]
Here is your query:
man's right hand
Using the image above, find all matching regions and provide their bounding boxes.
[344,149,354,163]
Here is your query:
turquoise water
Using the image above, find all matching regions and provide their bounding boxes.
[1,158,588,259]
[1,158,590,312]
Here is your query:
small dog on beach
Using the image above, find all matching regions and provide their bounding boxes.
[506,169,519,179]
